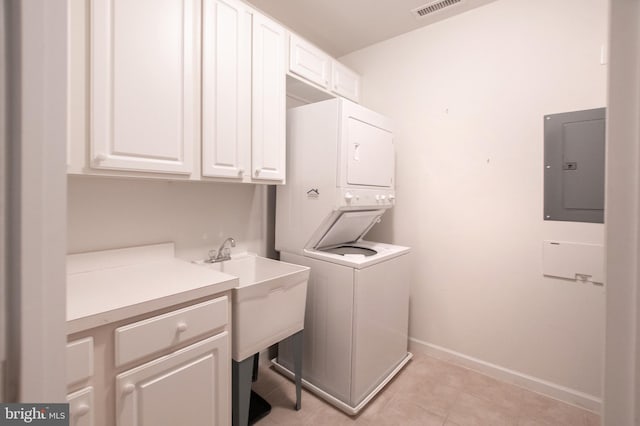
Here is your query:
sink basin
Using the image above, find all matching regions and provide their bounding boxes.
[200,255,310,361]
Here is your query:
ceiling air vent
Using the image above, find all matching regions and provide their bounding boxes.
[411,0,463,18]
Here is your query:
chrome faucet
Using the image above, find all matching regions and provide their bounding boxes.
[206,237,236,263]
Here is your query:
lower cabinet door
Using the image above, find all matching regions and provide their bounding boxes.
[116,333,230,426]
[67,387,94,426]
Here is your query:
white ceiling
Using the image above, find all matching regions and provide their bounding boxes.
[246,0,499,57]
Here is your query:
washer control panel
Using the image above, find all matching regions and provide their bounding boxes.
[338,188,396,208]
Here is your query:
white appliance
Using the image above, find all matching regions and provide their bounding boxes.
[274,98,411,415]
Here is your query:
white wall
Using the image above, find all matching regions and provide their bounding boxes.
[341,0,607,408]
[603,0,640,424]
[68,177,272,261]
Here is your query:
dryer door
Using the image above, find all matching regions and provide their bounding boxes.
[346,117,394,188]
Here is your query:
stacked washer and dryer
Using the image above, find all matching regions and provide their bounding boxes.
[274,98,412,415]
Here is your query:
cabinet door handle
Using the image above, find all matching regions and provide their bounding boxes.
[95,153,107,162]
[122,383,135,395]
[74,404,90,417]
[254,169,260,177]
[176,322,188,333]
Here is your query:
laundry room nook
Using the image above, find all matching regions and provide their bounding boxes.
[2,0,640,425]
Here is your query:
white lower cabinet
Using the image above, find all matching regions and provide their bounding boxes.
[67,338,94,426]
[67,293,231,426]
[68,387,94,426]
[67,337,94,387]
[116,333,230,426]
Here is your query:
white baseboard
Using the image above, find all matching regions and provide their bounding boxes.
[409,337,601,414]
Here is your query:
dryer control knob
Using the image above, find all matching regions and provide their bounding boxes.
[380,195,387,201]
[388,194,396,202]
[375,195,381,201]
[344,192,354,201]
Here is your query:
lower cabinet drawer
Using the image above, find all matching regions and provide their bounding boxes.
[67,337,93,387]
[115,296,228,367]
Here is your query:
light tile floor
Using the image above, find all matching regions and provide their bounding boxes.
[252,353,600,426]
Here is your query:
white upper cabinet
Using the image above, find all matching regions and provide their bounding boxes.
[202,0,252,179]
[332,62,361,103]
[69,0,291,182]
[90,0,198,175]
[289,34,332,89]
[252,14,286,182]
[202,4,286,183]
[286,32,361,104]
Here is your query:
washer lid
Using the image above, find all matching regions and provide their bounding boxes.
[311,210,384,250]
[321,245,378,256]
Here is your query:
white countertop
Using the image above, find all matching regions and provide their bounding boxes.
[67,243,238,334]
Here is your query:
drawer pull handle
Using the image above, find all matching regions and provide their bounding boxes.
[74,404,90,417]
[122,383,135,395]
[176,322,188,333]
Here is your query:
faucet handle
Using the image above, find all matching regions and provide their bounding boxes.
[208,249,217,261]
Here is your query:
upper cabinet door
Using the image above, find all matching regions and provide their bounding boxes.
[289,34,332,89]
[90,0,198,174]
[332,62,361,103]
[202,0,251,179]
[252,14,286,182]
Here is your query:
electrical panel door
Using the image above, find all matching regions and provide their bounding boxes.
[544,108,606,223]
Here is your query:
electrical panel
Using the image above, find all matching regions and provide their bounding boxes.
[544,108,606,223]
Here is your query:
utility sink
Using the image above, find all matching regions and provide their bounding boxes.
[198,254,310,362]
